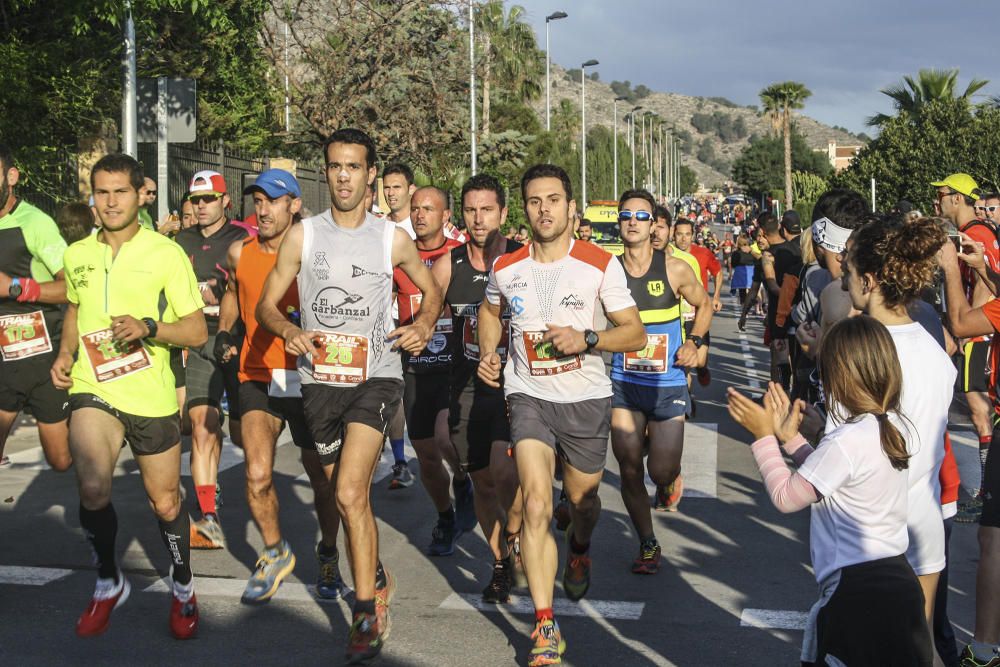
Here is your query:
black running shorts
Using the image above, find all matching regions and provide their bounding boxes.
[69,393,179,456]
[238,380,313,450]
[0,350,69,423]
[301,378,403,466]
[403,371,450,440]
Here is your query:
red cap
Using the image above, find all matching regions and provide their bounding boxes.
[188,170,227,196]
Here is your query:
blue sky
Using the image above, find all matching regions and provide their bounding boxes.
[509,0,1000,134]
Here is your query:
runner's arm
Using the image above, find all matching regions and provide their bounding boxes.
[148,309,207,349]
[940,242,995,338]
[430,249,453,296]
[389,227,442,353]
[476,299,503,387]
[50,302,79,389]
[217,240,242,335]
[673,259,712,339]
[0,269,68,305]
[257,223,307,352]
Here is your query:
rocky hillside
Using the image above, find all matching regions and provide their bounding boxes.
[538,65,867,189]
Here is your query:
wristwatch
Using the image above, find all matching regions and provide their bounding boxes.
[142,317,159,340]
[688,334,705,349]
[584,329,600,351]
[8,278,21,300]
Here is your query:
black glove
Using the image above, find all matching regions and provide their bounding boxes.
[214,330,236,364]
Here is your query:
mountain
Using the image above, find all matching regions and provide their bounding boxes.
[538,64,868,189]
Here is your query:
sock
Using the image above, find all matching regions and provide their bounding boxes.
[570,533,590,555]
[265,540,285,553]
[158,512,192,585]
[375,560,387,589]
[535,607,554,622]
[354,598,376,615]
[80,503,118,580]
[980,437,991,493]
[640,536,658,548]
[318,541,338,558]
[452,475,470,494]
[390,438,405,465]
[439,507,456,524]
[195,485,216,517]
[971,640,1000,661]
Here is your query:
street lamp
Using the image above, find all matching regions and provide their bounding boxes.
[580,59,599,208]
[630,106,643,188]
[469,1,477,174]
[613,96,627,199]
[545,11,568,132]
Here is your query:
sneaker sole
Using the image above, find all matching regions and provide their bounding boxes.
[631,564,659,575]
[77,578,131,638]
[241,555,297,604]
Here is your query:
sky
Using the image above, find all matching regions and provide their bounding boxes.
[508,0,1000,135]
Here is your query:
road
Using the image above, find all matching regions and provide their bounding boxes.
[0,285,984,666]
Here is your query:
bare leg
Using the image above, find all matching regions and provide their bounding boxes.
[514,439,557,610]
[335,422,385,604]
[241,410,283,546]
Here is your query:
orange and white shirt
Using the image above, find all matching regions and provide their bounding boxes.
[485,240,635,403]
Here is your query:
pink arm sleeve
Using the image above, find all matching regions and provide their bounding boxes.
[781,434,815,467]
[750,435,820,513]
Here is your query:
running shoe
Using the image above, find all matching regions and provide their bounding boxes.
[428,517,459,557]
[955,496,984,524]
[653,476,684,512]
[387,462,414,490]
[454,477,477,533]
[215,482,223,508]
[553,499,571,532]
[507,532,526,589]
[374,566,396,641]
[959,645,1000,667]
[169,585,198,640]
[241,540,296,604]
[315,543,347,600]
[562,525,591,602]
[696,366,711,386]
[0,455,10,467]
[528,618,566,666]
[76,573,130,637]
[631,541,661,575]
[345,612,385,665]
[482,558,512,604]
[191,513,225,549]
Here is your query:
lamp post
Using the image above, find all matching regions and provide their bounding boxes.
[122,0,137,157]
[630,106,642,188]
[545,11,568,132]
[613,96,627,200]
[580,59,599,208]
[469,1,477,174]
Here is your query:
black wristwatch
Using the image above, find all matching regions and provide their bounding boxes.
[584,329,600,351]
[8,278,22,300]
[688,334,705,349]
[142,317,159,340]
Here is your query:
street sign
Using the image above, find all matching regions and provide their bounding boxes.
[137,78,196,143]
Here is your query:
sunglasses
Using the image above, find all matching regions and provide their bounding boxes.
[975,205,998,214]
[618,210,653,222]
[936,189,958,201]
[190,194,220,205]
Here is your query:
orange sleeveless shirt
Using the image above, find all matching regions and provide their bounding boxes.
[236,237,299,384]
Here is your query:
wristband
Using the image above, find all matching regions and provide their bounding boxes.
[141,317,159,340]
[18,278,41,303]
[214,330,236,364]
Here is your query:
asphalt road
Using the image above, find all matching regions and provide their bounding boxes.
[0,285,984,666]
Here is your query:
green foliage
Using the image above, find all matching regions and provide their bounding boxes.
[867,68,989,127]
[706,97,738,108]
[791,171,829,224]
[679,165,698,195]
[834,98,1000,213]
[690,111,748,143]
[732,129,830,197]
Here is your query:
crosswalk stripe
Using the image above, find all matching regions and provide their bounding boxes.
[740,608,808,630]
[438,592,644,620]
[0,565,74,586]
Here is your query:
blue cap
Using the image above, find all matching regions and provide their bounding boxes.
[243,169,301,198]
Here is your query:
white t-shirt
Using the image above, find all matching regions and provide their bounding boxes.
[800,414,910,583]
[825,321,953,575]
[395,217,416,240]
[485,239,635,403]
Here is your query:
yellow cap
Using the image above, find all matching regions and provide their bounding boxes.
[930,173,980,200]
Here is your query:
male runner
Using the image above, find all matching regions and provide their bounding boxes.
[672,218,721,375]
[51,154,207,639]
[257,128,442,663]
[477,163,644,666]
[394,185,474,556]
[610,189,711,575]
[174,170,250,548]
[0,143,71,470]
[432,173,523,603]
[214,169,346,603]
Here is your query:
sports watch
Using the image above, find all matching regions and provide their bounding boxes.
[142,317,159,340]
[584,329,600,351]
[8,278,21,300]
[688,334,705,349]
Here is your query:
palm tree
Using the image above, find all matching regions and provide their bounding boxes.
[475,1,543,136]
[759,81,811,210]
[867,68,989,126]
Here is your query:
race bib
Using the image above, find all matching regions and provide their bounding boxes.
[268,368,302,398]
[462,316,510,363]
[199,282,220,317]
[408,293,452,333]
[81,328,152,383]
[0,310,52,361]
[311,332,369,386]
[624,334,668,374]
[522,330,582,377]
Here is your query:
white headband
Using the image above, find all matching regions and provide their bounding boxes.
[812,217,851,254]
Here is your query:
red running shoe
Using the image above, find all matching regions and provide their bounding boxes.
[77,574,130,637]
[170,591,199,640]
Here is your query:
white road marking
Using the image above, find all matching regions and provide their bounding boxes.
[0,566,74,586]
[749,379,762,389]
[144,576,349,603]
[740,608,808,630]
[644,423,718,499]
[744,360,755,368]
[439,592,644,620]
[949,428,984,495]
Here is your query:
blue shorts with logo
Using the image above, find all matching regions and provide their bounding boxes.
[612,379,689,421]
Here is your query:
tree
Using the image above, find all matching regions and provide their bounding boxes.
[679,165,698,196]
[474,1,542,136]
[732,129,830,199]
[759,81,812,211]
[867,68,989,127]
[791,171,829,224]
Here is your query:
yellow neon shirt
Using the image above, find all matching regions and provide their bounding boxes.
[64,227,204,417]
[669,244,703,321]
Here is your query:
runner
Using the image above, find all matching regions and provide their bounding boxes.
[432,173,524,603]
[477,163,645,666]
[174,170,250,549]
[0,142,72,471]
[672,217,721,387]
[257,128,442,663]
[393,185,475,556]
[609,189,711,575]
[51,153,207,638]
[214,169,346,603]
